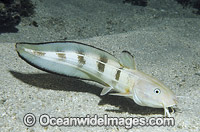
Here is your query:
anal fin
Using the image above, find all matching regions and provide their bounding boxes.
[109,92,132,98]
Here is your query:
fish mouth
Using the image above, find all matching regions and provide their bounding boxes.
[167,104,177,108]
[162,101,177,117]
[162,97,178,117]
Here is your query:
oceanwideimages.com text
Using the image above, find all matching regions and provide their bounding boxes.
[23,113,175,129]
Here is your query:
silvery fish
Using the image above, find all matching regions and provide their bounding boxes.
[16,41,177,117]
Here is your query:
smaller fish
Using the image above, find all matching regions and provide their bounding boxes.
[16,41,177,116]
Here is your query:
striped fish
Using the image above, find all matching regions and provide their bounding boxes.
[16,41,177,117]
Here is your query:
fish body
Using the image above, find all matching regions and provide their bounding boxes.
[16,41,177,116]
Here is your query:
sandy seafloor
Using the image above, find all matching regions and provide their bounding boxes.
[0,0,200,131]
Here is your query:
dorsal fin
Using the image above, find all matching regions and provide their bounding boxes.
[119,51,136,69]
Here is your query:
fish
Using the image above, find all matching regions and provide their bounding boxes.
[15,41,177,117]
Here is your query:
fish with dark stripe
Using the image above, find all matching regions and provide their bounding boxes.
[15,41,177,117]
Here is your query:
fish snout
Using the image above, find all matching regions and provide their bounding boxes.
[165,95,178,108]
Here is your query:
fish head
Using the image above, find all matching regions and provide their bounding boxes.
[132,71,177,109]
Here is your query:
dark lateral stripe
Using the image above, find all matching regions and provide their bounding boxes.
[97,56,108,72]
[97,62,105,72]
[56,53,66,59]
[78,55,86,65]
[33,51,46,56]
[115,70,121,80]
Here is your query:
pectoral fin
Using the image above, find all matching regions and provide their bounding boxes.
[119,51,136,69]
[100,87,113,96]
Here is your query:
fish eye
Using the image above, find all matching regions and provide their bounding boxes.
[154,88,161,94]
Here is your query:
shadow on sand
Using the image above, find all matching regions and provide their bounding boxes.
[10,70,164,116]
[0,27,18,34]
